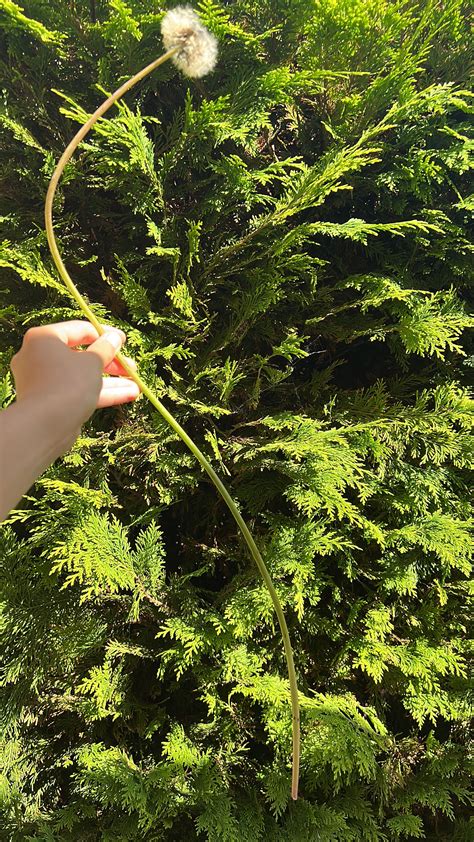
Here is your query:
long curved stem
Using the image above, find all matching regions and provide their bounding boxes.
[44,49,300,800]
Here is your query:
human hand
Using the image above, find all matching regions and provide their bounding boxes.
[10,320,140,452]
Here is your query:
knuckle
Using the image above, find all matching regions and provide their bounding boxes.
[23,326,40,344]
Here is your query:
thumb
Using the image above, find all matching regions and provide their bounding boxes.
[86,329,126,369]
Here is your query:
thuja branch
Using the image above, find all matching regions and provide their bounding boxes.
[44,6,300,801]
[202,115,408,279]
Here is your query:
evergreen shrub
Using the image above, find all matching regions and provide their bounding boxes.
[0,1,472,839]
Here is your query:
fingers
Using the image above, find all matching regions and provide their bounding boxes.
[20,320,140,410]
[97,377,141,408]
[25,320,100,347]
[85,329,126,369]
[104,356,137,376]
[24,320,127,349]
[47,321,137,374]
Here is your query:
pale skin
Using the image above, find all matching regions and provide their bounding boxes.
[0,320,140,521]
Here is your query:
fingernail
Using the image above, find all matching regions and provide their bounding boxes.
[106,331,123,350]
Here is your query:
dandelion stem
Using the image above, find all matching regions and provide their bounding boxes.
[44,42,300,800]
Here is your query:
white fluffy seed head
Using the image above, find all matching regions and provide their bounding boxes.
[161,6,218,78]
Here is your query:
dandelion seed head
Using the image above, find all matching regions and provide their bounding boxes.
[161,6,218,78]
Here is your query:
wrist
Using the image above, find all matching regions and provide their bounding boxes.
[0,396,80,520]
[18,394,80,458]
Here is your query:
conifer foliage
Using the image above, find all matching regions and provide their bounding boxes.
[0,1,472,839]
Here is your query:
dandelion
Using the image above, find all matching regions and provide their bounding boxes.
[44,6,300,800]
[161,6,218,78]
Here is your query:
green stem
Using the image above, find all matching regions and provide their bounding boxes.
[44,46,300,800]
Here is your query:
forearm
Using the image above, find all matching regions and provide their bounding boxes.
[0,397,75,521]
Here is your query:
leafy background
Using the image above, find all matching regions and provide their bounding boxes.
[0,1,472,839]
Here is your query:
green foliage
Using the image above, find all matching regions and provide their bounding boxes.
[0,0,472,839]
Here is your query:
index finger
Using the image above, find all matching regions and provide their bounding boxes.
[30,320,124,348]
